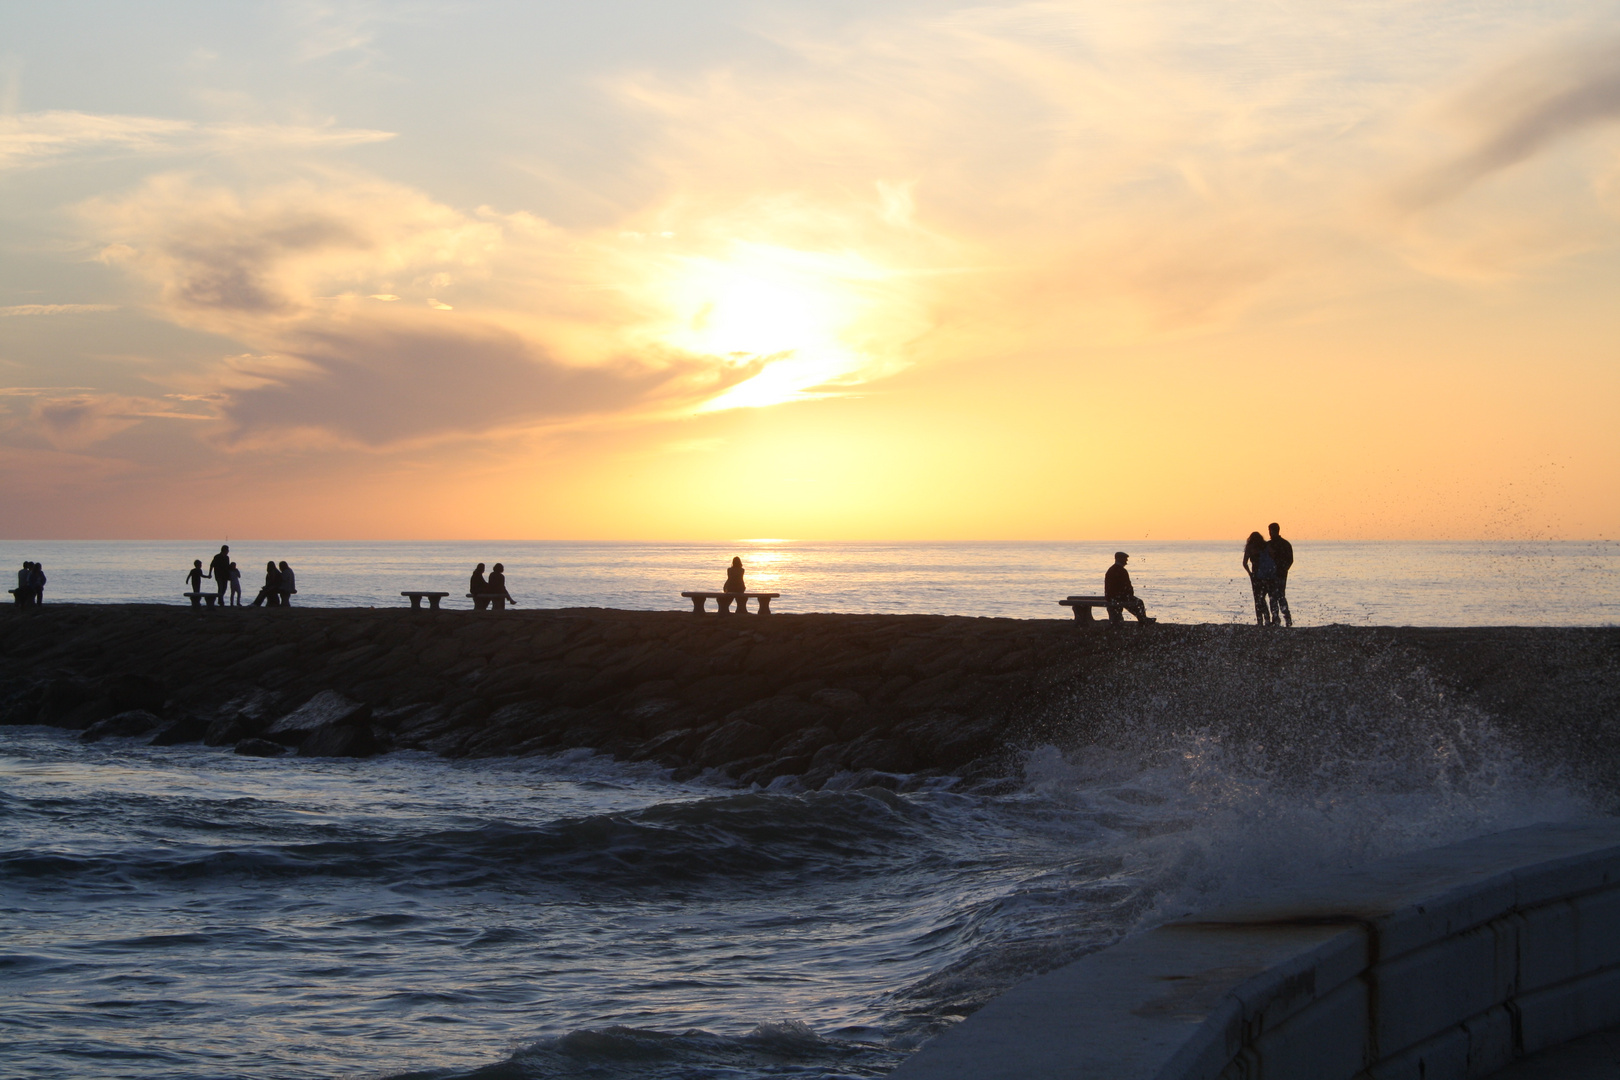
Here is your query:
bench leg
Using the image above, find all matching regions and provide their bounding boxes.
[757,597,772,615]
[204,594,217,608]
[189,595,200,608]
[408,595,421,609]
[719,596,734,614]
[690,596,705,614]
[736,596,750,614]
[428,596,440,610]
[1077,605,1094,625]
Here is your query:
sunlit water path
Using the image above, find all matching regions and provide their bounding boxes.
[4,540,1617,624]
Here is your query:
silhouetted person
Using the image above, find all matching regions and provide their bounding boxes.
[1267,523,1294,627]
[185,559,207,605]
[251,561,282,607]
[1104,551,1154,625]
[209,545,232,601]
[28,562,45,606]
[487,562,516,611]
[470,563,489,611]
[15,561,30,606]
[277,562,297,606]
[721,557,747,614]
[1242,531,1277,626]
[228,562,242,606]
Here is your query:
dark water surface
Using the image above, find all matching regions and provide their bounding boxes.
[0,714,1588,1080]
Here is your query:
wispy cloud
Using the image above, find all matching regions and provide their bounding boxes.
[0,110,393,171]
[1392,35,1620,212]
[0,304,116,317]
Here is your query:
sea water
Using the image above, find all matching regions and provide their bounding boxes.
[2,541,1616,1079]
[3,540,1617,625]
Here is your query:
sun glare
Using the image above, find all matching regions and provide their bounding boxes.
[654,243,890,411]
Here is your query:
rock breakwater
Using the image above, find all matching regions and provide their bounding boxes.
[2,606,1616,793]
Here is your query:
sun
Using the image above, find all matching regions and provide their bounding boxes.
[654,242,887,410]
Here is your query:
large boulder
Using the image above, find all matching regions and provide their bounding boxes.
[234,738,286,757]
[79,710,162,742]
[692,719,772,767]
[203,717,247,747]
[262,691,371,747]
[297,722,383,758]
[149,714,210,746]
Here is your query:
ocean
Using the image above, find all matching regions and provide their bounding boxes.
[2,541,1616,1080]
[4,540,1618,625]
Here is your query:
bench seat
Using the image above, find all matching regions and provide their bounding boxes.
[681,591,780,614]
[1058,595,1109,624]
[400,591,450,610]
[183,591,221,608]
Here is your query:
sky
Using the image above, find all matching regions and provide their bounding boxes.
[1,0,1617,541]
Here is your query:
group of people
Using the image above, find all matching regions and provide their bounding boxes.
[468,563,517,611]
[1099,523,1296,627]
[12,561,46,606]
[183,545,297,607]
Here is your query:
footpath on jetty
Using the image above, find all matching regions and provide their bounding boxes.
[2,606,1617,792]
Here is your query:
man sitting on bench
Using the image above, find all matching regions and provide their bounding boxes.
[1104,551,1155,626]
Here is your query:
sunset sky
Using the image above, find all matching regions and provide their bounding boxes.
[2,0,1617,540]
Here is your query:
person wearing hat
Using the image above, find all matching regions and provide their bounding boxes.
[1103,551,1154,626]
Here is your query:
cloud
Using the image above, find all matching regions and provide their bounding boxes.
[0,304,116,317]
[1392,35,1620,212]
[217,316,737,448]
[17,392,206,450]
[0,110,393,171]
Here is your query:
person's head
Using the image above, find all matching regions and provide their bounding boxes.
[193,559,202,568]
[229,562,237,570]
[1268,523,1280,538]
[1246,531,1265,552]
[220,544,229,554]
[474,562,485,573]
[731,556,743,567]
[278,561,289,572]
[1114,551,1129,566]
[492,562,504,574]
[266,561,276,571]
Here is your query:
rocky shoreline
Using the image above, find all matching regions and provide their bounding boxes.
[3,606,1617,794]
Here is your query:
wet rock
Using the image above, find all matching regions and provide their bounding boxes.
[298,722,383,758]
[149,714,210,746]
[203,717,247,747]
[692,719,772,767]
[629,727,695,763]
[79,710,162,742]
[109,673,166,712]
[721,696,833,737]
[810,687,864,712]
[234,738,286,757]
[263,690,371,746]
[770,725,836,759]
[843,735,915,773]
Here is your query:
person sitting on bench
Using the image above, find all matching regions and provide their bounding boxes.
[1104,551,1155,626]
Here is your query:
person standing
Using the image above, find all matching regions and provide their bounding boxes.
[185,560,207,605]
[1103,551,1154,625]
[209,545,232,603]
[15,561,31,606]
[228,562,242,606]
[1267,523,1294,627]
[469,563,489,611]
[28,562,45,606]
[486,563,516,611]
[1242,532,1277,626]
[277,561,297,607]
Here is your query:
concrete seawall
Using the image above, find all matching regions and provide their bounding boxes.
[892,820,1620,1080]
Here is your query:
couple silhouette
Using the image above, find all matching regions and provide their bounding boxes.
[1242,523,1294,626]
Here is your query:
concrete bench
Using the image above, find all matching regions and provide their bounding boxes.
[401,591,449,610]
[466,592,513,611]
[1057,595,1108,624]
[681,591,779,614]
[183,591,221,608]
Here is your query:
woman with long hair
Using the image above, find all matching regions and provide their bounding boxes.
[1242,531,1277,626]
[251,561,282,607]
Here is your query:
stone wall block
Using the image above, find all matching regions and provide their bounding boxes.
[1572,888,1620,977]
[1513,847,1620,909]
[1374,873,1518,962]
[1517,902,1579,993]
[1370,920,1518,1059]
[1365,1026,1468,1080]
[1514,964,1620,1057]
[1250,978,1367,1080]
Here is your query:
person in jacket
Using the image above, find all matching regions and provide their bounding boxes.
[1267,523,1294,627]
[1103,551,1154,626]
[277,562,297,606]
[209,545,232,603]
[469,563,489,611]
[486,562,516,610]
[251,561,282,607]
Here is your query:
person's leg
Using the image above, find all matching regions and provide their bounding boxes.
[1126,597,1150,622]
[1106,600,1124,626]
[1274,575,1292,626]
[1251,579,1269,624]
